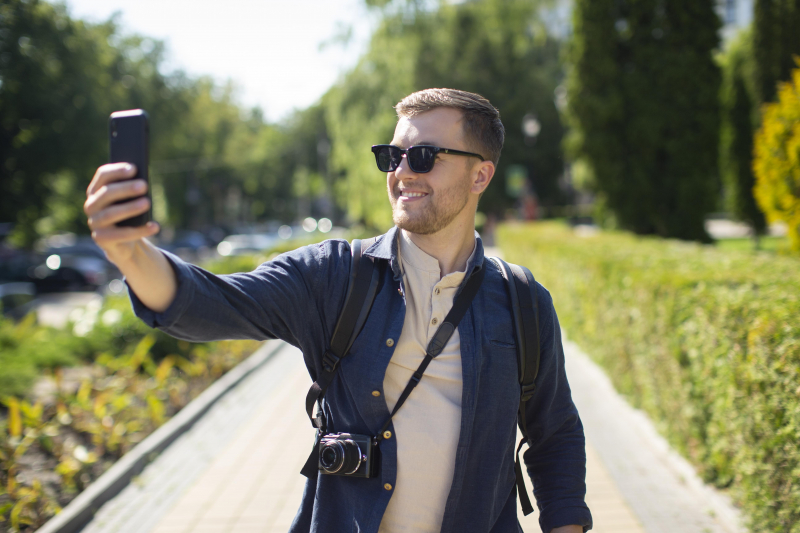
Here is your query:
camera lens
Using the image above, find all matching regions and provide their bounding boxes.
[320,438,363,475]
[320,441,344,473]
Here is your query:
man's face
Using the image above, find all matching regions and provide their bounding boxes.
[387,108,481,235]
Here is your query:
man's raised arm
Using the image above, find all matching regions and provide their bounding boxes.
[84,163,176,312]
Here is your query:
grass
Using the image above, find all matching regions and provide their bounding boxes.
[714,235,789,254]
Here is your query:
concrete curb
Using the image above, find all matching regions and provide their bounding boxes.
[37,339,286,533]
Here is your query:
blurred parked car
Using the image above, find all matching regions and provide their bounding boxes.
[41,236,121,291]
[216,234,277,256]
[30,252,113,291]
[162,230,212,261]
[0,235,120,293]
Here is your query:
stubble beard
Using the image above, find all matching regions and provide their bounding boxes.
[389,175,472,235]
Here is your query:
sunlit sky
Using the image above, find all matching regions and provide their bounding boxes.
[63,0,378,122]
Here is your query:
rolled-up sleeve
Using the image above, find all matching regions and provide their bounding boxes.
[128,241,349,349]
[521,286,593,533]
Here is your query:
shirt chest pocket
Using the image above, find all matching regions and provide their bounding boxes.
[484,328,521,387]
[489,338,516,350]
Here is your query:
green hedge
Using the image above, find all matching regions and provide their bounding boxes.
[498,222,800,533]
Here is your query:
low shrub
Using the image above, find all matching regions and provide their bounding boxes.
[0,282,261,529]
[0,296,203,399]
[499,222,800,533]
[199,254,267,276]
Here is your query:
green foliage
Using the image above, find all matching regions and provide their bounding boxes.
[0,294,259,529]
[151,81,306,230]
[200,255,266,276]
[718,29,768,237]
[753,0,800,105]
[0,0,326,247]
[325,0,567,229]
[566,0,721,241]
[0,315,77,398]
[0,334,258,529]
[753,63,800,251]
[499,222,800,533]
[0,296,204,398]
[0,0,190,246]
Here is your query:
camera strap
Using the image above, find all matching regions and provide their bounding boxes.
[301,238,380,479]
[489,257,540,516]
[375,262,486,443]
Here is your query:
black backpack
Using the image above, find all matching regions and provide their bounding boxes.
[302,238,541,516]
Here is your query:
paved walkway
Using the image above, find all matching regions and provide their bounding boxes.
[81,336,744,533]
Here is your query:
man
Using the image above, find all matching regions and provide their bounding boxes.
[84,88,592,533]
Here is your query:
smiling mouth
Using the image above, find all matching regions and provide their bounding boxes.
[398,191,428,199]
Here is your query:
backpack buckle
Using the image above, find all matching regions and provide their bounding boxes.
[322,350,341,373]
[520,382,536,402]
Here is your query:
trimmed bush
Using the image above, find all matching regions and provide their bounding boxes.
[499,222,800,533]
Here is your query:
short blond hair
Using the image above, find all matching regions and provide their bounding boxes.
[395,88,505,165]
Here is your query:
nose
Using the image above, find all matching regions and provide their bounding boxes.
[394,153,418,179]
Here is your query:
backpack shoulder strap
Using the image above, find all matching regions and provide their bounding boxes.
[325,237,381,370]
[488,256,540,516]
[304,237,380,428]
[300,237,380,479]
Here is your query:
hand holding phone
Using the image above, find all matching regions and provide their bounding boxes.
[84,109,159,267]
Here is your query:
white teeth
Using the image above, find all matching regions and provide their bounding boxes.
[401,192,427,198]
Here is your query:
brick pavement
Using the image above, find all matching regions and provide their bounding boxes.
[82,338,742,533]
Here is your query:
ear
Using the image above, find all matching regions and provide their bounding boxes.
[470,160,495,195]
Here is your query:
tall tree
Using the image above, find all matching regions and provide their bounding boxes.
[326,0,568,230]
[566,0,721,241]
[0,0,308,245]
[718,29,767,239]
[753,0,800,105]
[0,0,112,246]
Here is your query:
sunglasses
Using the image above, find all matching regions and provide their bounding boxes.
[371,144,486,174]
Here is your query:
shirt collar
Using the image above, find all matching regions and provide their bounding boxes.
[364,226,485,280]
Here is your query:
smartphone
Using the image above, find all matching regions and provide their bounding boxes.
[109,109,151,227]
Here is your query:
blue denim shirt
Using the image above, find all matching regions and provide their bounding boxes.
[130,227,593,533]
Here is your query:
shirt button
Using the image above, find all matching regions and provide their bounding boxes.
[383,430,392,439]
[434,287,440,295]
[386,338,394,347]
[431,317,438,325]
[372,390,381,397]
[384,483,393,491]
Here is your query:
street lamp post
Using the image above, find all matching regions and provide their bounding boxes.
[520,113,542,220]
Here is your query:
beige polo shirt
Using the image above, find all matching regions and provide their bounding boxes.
[378,230,476,533]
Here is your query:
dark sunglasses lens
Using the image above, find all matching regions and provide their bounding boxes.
[376,146,401,172]
[407,146,436,172]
